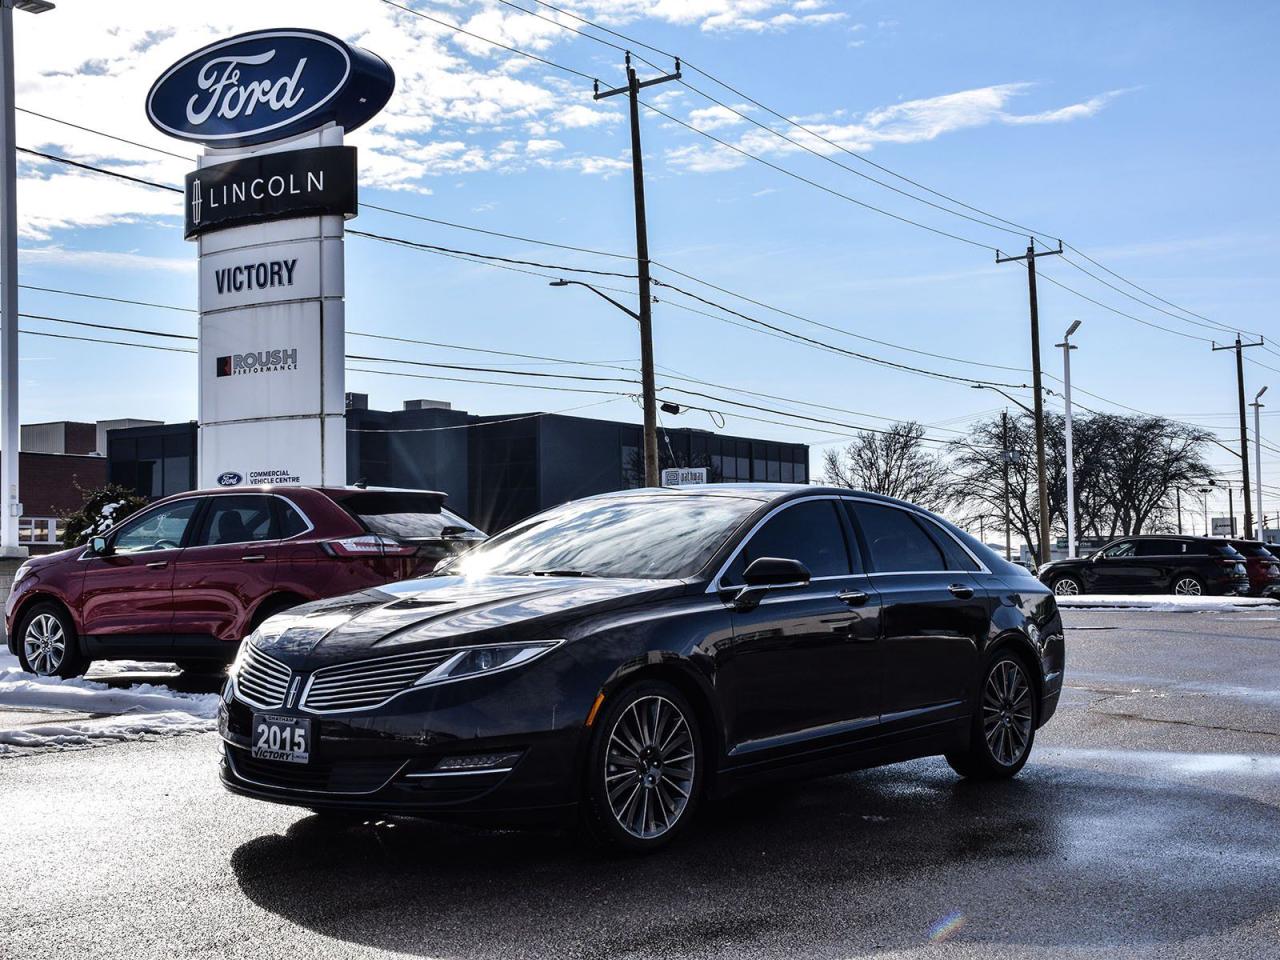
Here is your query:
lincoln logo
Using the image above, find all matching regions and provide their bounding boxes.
[190,179,202,225]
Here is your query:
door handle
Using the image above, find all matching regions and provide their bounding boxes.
[948,583,975,599]
[837,589,870,607]
[241,555,267,563]
[145,560,167,569]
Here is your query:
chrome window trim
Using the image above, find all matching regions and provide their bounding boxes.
[182,493,317,553]
[705,494,990,593]
[706,495,854,594]
[296,638,566,715]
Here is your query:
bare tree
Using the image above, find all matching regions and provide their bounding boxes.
[822,421,953,511]
[949,411,1213,557]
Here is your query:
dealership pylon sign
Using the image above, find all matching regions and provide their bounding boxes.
[147,29,393,488]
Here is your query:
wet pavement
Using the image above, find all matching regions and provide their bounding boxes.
[2,609,1278,959]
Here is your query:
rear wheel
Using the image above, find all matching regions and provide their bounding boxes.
[1050,575,1082,597]
[1172,575,1204,596]
[583,681,703,853]
[16,602,88,679]
[947,650,1037,780]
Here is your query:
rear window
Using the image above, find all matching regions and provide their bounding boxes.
[332,491,484,541]
[1208,542,1246,559]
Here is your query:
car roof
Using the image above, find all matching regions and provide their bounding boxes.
[575,482,913,508]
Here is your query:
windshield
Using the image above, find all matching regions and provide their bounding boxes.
[448,494,762,580]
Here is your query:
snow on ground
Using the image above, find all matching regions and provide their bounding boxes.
[1057,594,1280,612]
[0,651,220,756]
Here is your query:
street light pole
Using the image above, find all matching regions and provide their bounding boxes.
[1252,385,1268,540]
[1059,321,1080,560]
[0,0,55,558]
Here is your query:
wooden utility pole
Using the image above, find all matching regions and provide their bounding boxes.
[997,239,1063,565]
[1212,335,1265,540]
[1002,409,1013,561]
[595,54,680,487]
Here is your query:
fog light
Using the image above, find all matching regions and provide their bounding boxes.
[435,752,522,772]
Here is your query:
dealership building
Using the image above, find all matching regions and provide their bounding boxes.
[103,396,810,533]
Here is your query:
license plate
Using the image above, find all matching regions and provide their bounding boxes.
[251,714,311,764]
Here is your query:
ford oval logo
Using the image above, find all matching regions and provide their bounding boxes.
[146,29,394,148]
[217,471,244,487]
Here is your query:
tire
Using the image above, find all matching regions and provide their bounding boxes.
[946,649,1038,780]
[16,602,88,679]
[1050,575,1083,597]
[583,680,703,853]
[1171,575,1204,597]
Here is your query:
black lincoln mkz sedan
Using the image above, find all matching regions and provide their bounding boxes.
[219,484,1064,851]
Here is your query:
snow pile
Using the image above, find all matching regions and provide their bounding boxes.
[1057,594,1280,612]
[0,651,221,755]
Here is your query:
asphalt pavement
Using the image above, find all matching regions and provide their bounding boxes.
[2,609,1279,959]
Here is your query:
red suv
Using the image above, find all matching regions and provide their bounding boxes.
[1227,539,1280,597]
[5,486,484,678]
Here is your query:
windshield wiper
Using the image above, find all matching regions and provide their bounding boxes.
[529,569,595,578]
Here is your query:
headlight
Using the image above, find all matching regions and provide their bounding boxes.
[414,640,562,687]
[12,561,31,586]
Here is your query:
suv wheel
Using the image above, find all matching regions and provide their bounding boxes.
[584,681,703,853]
[1051,575,1082,596]
[1172,575,1204,596]
[947,650,1038,780]
[17,602,88,679]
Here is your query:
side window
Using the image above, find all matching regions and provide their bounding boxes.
[722,500,853,585]
[195,495,276,547]
[275,498,310,539]
[848,502,947,573]
[1101,540,1136,558]
[1135,539,1178,557]
[924,519,981,571]
[112,499,199,554]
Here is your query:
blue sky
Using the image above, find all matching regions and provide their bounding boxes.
[10,1,1280,523]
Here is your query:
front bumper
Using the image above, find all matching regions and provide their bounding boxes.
[217,671,586,826]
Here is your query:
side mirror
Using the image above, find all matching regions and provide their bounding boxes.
[89,536,112,556]
[731,557,811,609]
[742,556,811,587]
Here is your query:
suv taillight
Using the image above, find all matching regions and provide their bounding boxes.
[323,535,417,558]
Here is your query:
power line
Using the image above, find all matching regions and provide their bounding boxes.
[375,0,600,82]
[17,147,182,193]
[346,228,636,278]
[637,98,998,253]
[16,107,193,162]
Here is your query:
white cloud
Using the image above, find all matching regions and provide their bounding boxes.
[665,82,1131,173]
[526,138,565,155]
[20,246,194,274]
[687,105,749,132]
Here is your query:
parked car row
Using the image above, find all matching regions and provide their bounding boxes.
[7,481,1065,853]
[5,486,485,678]
[1036,534,1280,597]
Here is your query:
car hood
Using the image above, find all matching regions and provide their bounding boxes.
[250,574,683,668]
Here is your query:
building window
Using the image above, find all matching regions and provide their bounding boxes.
[19,517,59,545]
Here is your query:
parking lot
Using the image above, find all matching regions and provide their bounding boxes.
[2,607,1279,960]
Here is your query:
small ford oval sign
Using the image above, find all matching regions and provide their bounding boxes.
[146,29,394,148]
[217,471,244,487]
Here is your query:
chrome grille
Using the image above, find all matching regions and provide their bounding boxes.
[235,644,292,709]
[301,649,452,713]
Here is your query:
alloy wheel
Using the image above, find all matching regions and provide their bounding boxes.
[982,660,1033,767]
[23,613,66,676]
[604,695,696,840]
[1174,577,1203,596]
[1053,578,1080,596]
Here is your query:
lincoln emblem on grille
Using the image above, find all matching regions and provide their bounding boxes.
[285,675,301,708]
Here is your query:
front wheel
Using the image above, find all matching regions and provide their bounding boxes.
[947,651,1038,780]
[1050,575,1083,597]
[17,602,88,679]
[583,681,703,853]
